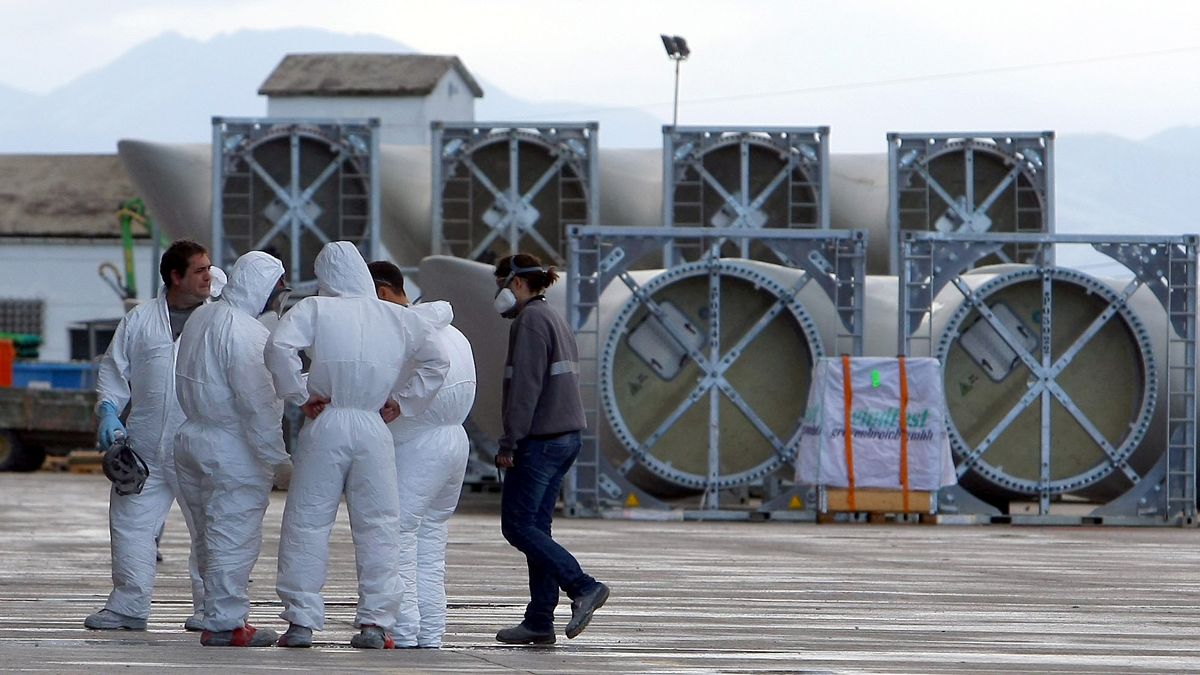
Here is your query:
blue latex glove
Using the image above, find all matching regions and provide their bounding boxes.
[97,401,126,449]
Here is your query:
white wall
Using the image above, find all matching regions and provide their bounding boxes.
[265,71,476,146]
[0,239,161,361]
[422,70,476,132]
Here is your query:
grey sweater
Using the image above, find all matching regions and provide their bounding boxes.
[499,296,586,450]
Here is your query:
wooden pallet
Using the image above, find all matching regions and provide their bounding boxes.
[818,487,935,524]
[41,455,70,472]
[66,450,104,475]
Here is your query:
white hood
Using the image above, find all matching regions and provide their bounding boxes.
[208,266,227,298]
[315,241,375,298]
[222,252,283,317]
[408,300,453,330]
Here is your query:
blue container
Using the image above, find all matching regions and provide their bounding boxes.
[12,362,98,390]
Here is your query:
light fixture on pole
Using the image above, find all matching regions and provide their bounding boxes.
[660,34,690,127]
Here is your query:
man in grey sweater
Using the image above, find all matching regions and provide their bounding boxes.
[491,254,610,645]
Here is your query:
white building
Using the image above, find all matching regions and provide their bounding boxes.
[0,154,159,362]
[258,53,483,146]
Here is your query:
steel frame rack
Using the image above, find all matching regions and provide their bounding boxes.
[565,225,865,519]
[211,117,381,296]
[662,126,831,267]
[899,231,1197,525]
[887,131,1054,275]
[431,122,598,266]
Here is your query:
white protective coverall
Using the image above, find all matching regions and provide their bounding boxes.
[174,251,290,632]
[95,291,204,620]
[390,301,477,647]
[266,241,449,632]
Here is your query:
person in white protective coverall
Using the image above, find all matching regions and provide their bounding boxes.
[265,241,450,650]
[174,251,293,647]
[86,240,211,632]
[151,263,225,562]
[369,260,477,649]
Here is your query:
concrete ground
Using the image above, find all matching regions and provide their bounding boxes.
[2,472,1200,673]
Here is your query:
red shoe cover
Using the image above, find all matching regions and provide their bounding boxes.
[230,625,258,647]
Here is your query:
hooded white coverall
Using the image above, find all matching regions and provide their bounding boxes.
[208,266,227,299]
[95,291,205,621]
[389,301,476,647]
[174,251,290,632]
[266,241,449,632]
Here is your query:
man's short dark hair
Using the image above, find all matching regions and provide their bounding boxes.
[367,260,406,295]
[160,240,209,288]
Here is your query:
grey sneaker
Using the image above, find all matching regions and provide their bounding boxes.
[200,624,278,647]
[277,623,313,648]
[350,624,395,649]
[184,612,204,632]
[495,623,556,645]
[84,608,147,631]
[565,582,610,639]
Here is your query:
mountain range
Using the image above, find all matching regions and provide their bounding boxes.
[0,28,1196,242]
[0,28,666,152]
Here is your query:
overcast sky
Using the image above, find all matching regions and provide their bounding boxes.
[1,0,1198,152]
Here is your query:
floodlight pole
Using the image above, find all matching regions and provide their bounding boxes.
[672,58,681,126]
[661,34,688,126]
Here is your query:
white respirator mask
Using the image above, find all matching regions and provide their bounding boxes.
[493,288,518,317]
[494,265,546,319]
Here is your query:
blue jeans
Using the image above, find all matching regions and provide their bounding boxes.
[500,431,595,631]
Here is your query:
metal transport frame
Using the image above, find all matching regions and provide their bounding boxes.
[431,122,598,266]
[662,126,830,267]
[565,225,865,519]
[887,131,1054,275]
[899,231,1197,525]
[211,117,381,296]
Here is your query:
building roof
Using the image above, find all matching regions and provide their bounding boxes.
[0,154,150,238]
[258,53,484,99]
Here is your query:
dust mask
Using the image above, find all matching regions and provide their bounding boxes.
[493,264,546,319]
[493,287,518,318]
